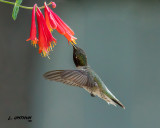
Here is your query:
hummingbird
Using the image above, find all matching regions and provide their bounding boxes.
[43,45,125,109]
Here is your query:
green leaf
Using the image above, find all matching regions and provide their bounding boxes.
[12,0,23,20]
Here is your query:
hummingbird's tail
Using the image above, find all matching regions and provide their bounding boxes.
[103,86,125,109]
[111,98,125,109]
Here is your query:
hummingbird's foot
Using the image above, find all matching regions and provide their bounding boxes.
[90,93,95,97]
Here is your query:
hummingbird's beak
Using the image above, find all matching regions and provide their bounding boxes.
[72,44,77,50]
[70,41,77,49]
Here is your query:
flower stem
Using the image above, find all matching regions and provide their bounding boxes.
[0,0,52,9]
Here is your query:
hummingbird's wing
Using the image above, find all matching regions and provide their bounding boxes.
[43,70,95,88]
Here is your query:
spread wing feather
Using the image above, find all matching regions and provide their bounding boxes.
[43,70,94,87]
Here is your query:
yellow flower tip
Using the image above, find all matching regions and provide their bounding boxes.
[41,50,47,57]
[53,41,57,45]
[70,40,77,46]
[52,42,56,47]
[46,42,56,52]
[32,43,37,48]
[47,48,50,52]
[47,44,53,52]
[50,45,53,51]
[50,28,53,32]
[41,53,45,57]
[31,40,38,48]
[40,49,51,59]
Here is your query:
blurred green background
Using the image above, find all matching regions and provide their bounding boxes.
[0,0,160,128]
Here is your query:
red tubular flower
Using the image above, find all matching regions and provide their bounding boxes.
[45,3,65,35]
[51,11,75,36]
[36,12,48,56]
[27,2,77,58]
[44,7,53,32]
[36,7,57,57]
[44,3,57,31]
[64,31,77,45]
[26,4,38,47]
[49,9,77,44]
[49,9,75,35]
[44,4,77,45]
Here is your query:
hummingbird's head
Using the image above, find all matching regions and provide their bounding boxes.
[73,45,87,67]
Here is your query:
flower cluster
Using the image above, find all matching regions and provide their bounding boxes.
[26,2,77,57]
